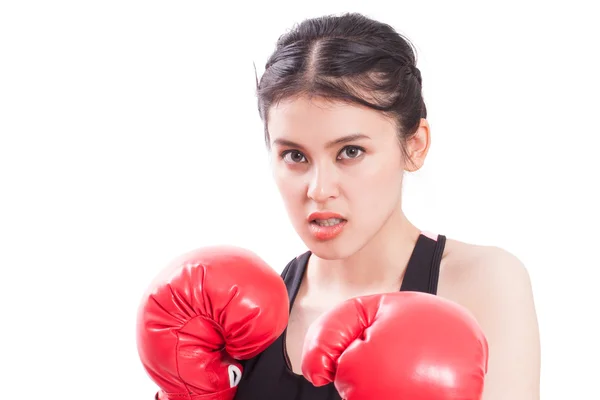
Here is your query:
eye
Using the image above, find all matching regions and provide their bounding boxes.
[337,145,365,160]
[281,150,307,164]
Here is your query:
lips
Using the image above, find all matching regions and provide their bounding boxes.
[307,211,346,223]
[306,211,348,241]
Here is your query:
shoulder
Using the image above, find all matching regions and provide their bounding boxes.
[438,238,532,300]
[438,238,541,399]
[438,237,537,329]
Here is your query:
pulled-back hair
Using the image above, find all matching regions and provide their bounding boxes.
[256,12,426,161]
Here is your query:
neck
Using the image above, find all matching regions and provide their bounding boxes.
[307,206,421,295]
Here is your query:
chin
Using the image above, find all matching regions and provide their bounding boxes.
[302,234,363,261]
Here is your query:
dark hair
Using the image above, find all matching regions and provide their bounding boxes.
[256,12,426,163]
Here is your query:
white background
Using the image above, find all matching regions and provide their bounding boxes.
[1,0,598,398]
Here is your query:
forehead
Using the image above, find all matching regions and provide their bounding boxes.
[267,96,395,143]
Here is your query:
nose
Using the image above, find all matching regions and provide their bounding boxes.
[307,163,340,202]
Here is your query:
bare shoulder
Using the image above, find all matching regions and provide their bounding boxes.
[438,238,533,303]
[437,237,537,329]
[438,238,541,399]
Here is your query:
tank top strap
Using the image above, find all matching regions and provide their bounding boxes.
[280,251,310,308]
[400,232,446,295]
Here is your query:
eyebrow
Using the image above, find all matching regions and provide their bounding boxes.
[271,133,371,149]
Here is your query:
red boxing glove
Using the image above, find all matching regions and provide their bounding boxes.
[301,292,488,400]
[137,246,289,400]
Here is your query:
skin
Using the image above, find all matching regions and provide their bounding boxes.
[267,95,541,399]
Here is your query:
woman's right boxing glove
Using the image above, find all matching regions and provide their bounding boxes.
[137,245,289,400]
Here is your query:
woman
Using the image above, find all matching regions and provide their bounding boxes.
[235,12,540,399]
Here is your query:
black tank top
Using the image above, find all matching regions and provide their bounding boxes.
[234,232,446,400]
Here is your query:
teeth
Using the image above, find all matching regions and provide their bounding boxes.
[314,218,343,227]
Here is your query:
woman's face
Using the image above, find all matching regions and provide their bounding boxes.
[268,96,416,260]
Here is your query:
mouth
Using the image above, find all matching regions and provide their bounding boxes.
[310,217,347,227]
[307,211,347,225]
[307,211,348,240]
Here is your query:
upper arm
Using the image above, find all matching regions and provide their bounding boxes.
[452,247,541,400]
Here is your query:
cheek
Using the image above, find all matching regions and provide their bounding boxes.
[273,166,305,208]
[345,157,403,212]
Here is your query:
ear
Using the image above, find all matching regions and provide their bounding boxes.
[404,118,431,172]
